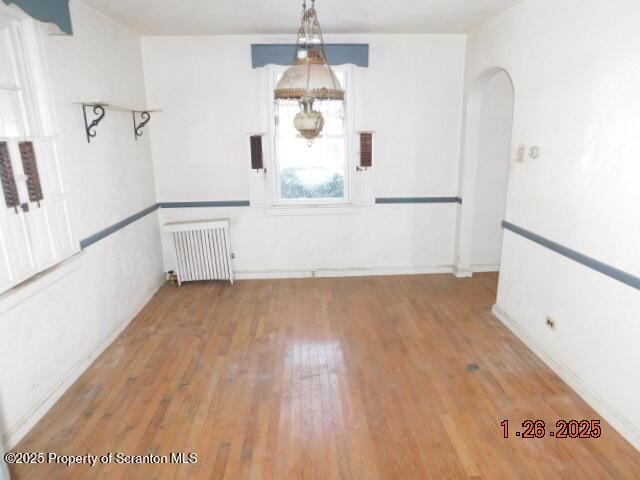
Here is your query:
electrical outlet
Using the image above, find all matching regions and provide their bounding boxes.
[545,316,557,330]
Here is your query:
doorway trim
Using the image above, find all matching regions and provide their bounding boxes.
[454,67,515,277]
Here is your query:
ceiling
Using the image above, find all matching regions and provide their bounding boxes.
[83,0,524,35]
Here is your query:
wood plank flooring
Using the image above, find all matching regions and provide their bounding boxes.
[10,274,640,479]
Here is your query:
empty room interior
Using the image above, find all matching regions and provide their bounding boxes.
[0,0,639,478]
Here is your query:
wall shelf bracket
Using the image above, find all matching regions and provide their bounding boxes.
[78,102,161,144]
[133,111,152,140]
[82,104,106,143]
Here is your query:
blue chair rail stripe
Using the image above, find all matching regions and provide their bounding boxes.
[159,201,250,208]
[376,197,459,204]
[80,201,251,248]
[80,204,159,249]
[503,221,640,291]
[79,197,464,249]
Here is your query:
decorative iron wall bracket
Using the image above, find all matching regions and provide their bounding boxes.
[82,104,106,143]
[78,102,161,144]
[133,111,151,140]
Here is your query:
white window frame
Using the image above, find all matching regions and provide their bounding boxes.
[0,5,78,295]
[267,64,355,207]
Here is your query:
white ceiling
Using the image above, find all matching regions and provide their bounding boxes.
[83,0,524,35]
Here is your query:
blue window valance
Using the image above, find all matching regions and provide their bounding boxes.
[251,43,369,69]
[1,0,72,35]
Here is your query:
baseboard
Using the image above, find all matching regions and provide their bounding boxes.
[235,265,453,280]
[2,276,165,449]
[471,264,500,273]
[452,264,473,278]
[492,304,640,451]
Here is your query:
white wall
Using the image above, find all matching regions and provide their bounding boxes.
[464,0,640,448]
[141,34,466,277]
[470,71,513,269]
[0,0,163,448]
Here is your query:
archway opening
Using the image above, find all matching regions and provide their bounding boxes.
[470,71,514,271]
[454,67,515,278]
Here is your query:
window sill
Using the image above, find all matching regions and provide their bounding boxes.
[263,203,372,217]
[0,252,83,316]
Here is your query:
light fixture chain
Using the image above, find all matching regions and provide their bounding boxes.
[274,0,344,142]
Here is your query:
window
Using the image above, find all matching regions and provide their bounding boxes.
[272,67,351,205]
[0,9,76,294]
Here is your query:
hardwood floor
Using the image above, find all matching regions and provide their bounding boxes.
[11,273,640,479]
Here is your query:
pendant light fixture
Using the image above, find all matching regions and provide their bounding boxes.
[274,0,344,143]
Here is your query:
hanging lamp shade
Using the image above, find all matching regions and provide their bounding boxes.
[274,0,344,141]
[274,50,344,101]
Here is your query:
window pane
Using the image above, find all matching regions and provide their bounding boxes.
[275,70,347,202]
[316,100,345,136]
[0,88,24,137]
[0,30,16,86]
[279,137,345,200]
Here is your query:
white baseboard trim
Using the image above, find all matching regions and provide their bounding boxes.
[471,264,500,273]
[2,276,165,449]
[452,264,473,278]
[492,304,640,451]
[235,265,453,280]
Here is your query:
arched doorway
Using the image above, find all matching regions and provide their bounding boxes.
[454,68,515,277]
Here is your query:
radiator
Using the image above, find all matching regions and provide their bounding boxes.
[163,219,234,285]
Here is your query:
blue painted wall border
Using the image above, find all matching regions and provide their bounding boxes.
[159,201,250,208]
[1,0,72,34]
[252,43,369,68]
[80,201,251,248]
[78,206,640,292]
[503,221,640,291]
[80,197,463,249]
[80,204,159,249]
[376,197,459,204]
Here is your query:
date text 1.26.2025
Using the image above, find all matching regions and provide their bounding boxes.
[501,420,602,439]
